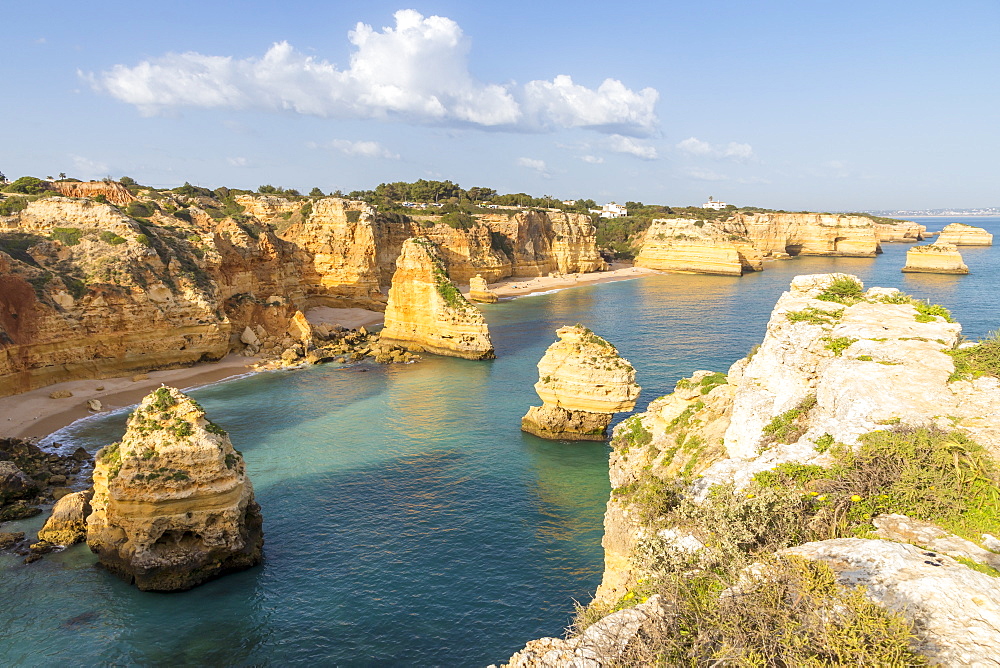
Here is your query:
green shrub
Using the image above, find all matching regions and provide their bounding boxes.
[99,231,127,245]
[136,234,151,247]
[0,196,28,216]
[3,176,49,195]
[613,415,652,452]
[815,276,864,305]
[125,201,153,218]
[785,306,842,325]
[824,336,858,356]
[49,227,84,246]
[439,211,476,230]
[612,472,682,526]
[148,387,177,412]
[761,395,816,445]
[949,331,1000,381]
[697,372,728,394]
[913,301,954,323]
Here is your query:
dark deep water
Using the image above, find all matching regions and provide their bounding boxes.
[1,217,997,666]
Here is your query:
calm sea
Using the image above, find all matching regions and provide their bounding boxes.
[1,217,997,666]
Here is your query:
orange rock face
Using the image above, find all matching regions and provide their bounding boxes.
[51,181,136,207]
[380,238,495,360]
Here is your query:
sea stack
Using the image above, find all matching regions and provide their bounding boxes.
[86,386,263,591]
[902,243,969,274]
[521,325,640,440]
[634,218,759,276]
[380,238,495,360]
[468,274,499,303]
[936,223,993,246]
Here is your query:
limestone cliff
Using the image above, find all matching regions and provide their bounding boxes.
[875,220,926,242]
[634,219,760,276]
[504,273,1000,665]
[0,193,606,398]
[936,222,993,246]
[468,274,499,303]
[722,212,881,257]
[87,386,263,591]
[380,238,494,360]
[902,243,969,274]
[51,181,136,207]
[521,326,639,440]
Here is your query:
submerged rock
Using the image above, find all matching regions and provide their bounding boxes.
[380,237,495,360]
[521,325,640,441]
[86,386,263,591]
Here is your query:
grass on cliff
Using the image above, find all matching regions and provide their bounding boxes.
[949,330,1000,381]
[815,276,864,305]
[587,426,999,662]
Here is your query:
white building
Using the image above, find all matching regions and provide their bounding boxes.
[702,196,728,210]
[588,202,628,218]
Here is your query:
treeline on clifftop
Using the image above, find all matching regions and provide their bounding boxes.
[1,173,897,258]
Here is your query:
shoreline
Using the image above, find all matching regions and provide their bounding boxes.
[0,267,653,442]
[0,354,259,441]
[485,262,657,298]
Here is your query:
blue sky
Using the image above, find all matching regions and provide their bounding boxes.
[3,0,997,210]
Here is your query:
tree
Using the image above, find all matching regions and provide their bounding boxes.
[120,176,136,187]
[309,187,324,197]
[4,176,49,195]
[58,172,67,180]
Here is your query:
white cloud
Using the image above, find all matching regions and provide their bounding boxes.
[685,167,728,182]
[87,10,658,135]
[227,156,250,167]
[517,157,548,173]
[70,154,109,178]
[677,137,754,161]
[328,139,400,160]
[607,134,658,160]
[580,155,604,164]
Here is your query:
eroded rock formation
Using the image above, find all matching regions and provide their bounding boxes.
[875,220,926,242]
[380,238,494,360]
[634,219,761,275]
[504,274,1000,666]
[902,243,969,274]
[0,193,605,397]
[87,386,263,591]
[38,490,93,545]
[50,181,137,207]
[468,274,499,303]
[521,325,640,440]
[936,222,993,246]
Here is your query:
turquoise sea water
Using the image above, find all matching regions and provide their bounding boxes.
[1,217,997,666]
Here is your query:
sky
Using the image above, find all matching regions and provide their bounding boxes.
[2,0,998,210]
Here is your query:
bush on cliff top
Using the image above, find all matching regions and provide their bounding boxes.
[950,330,1000,380]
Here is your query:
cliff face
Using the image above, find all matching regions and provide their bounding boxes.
[936,222,993,246]
[51,181,136,207]
[508,274,1000,666]
[87,386,263,591]
[521,325,639,440]
[902,243,969,274]
[634,219,759,276]
[0,194,606,397]
[380,238,495,360]
[875,220,926,242]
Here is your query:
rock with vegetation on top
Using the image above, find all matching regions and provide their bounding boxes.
[634,218,760,276]
[38,489,93,545]
[902,243,969,274]
[468,274,499,303]
[783,538,1000,666]
[521,325,640,441]
[86,386,263,591]
[380,237,495,360]
[936,222,993,246]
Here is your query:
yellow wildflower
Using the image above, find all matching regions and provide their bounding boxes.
[851,494,862,502]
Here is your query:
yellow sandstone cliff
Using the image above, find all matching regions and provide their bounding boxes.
[380,238,495,360]
[936,222,993,246]
[468,274,499,303]
[51,181,136,207]
[87,386,263,591]
[875,220,926,242]
[902,243,969,274]
[634,219,760,276]
[521,325,640,440]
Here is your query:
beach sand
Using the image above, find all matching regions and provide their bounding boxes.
[485,262,657,298]
[0,264,658,441]
[0,354,258,440]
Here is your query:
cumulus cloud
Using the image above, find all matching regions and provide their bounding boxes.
[227,156,250,167]
[328,139,400,160]
[580,155,604,164]
[607,134,658,160]
[677,137,754,161]
[517,157,548,173]
[87,9,658,135]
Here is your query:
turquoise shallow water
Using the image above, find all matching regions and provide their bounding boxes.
[1,217,997,666]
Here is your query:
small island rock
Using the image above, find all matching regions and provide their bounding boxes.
[86,386,263,591]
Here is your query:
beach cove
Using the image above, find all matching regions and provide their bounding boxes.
[1,222,999,666]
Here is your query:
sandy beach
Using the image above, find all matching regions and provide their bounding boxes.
[0,354,258,441]
[0,265,657,442]
[485,262,657,298]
